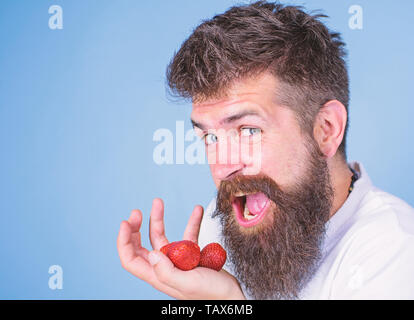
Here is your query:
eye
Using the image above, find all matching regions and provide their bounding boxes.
[240,127,262,137]
[203,133,218,145]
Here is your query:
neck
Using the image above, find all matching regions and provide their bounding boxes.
[327,156,354,219]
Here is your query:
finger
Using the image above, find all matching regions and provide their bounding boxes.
[149,198,169,250]
[128,209,147,257]
[117,221,152,277]
[128,209,143,232]
[117,221,136,265]
[183,205,204,244]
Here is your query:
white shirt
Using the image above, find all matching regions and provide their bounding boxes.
[198,162,414,299]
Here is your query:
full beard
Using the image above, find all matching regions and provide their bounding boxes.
[213,140,334,300]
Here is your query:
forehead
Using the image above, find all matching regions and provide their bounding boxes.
[191,73,280,123]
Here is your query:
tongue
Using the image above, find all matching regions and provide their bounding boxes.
[245,192,268,216]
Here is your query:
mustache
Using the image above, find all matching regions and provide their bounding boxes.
[213,173,295,219]
[219,174,279,196]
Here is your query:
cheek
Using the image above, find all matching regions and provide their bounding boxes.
[260,134,308,186]
[208,163,223,188]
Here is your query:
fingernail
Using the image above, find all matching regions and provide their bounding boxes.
[148,251,161,266]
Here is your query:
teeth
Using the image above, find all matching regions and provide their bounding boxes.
[234,192,246,198]
[243,203,256,220]
[234,193,257,221]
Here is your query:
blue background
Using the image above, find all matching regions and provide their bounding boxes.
[0,0,413,299]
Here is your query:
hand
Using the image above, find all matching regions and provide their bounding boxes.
[117,198,246,300]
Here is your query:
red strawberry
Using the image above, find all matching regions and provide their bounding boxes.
[160,242,174,256]
[163,240,200,271]
[199,243,227,271]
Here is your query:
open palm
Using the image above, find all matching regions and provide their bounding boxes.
[117,198,245,300]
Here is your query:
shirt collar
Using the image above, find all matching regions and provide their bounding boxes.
[323,161,373,252]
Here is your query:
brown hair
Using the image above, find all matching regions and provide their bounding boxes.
[166,1,350,159]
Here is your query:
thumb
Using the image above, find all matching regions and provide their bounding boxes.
[149,250,180,286]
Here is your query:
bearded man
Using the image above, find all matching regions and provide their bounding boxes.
[117,1,414,299]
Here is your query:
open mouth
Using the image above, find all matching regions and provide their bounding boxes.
[231,192,271,227]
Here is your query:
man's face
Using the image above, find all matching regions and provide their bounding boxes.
[191,73,313,229]
[191,73,334,299]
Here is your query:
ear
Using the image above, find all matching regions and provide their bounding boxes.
[313,100,348,158]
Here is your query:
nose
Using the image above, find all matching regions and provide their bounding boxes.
[207,132,246,181]
[211,162,245,181]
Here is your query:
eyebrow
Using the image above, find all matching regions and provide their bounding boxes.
[191,110,261,131]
